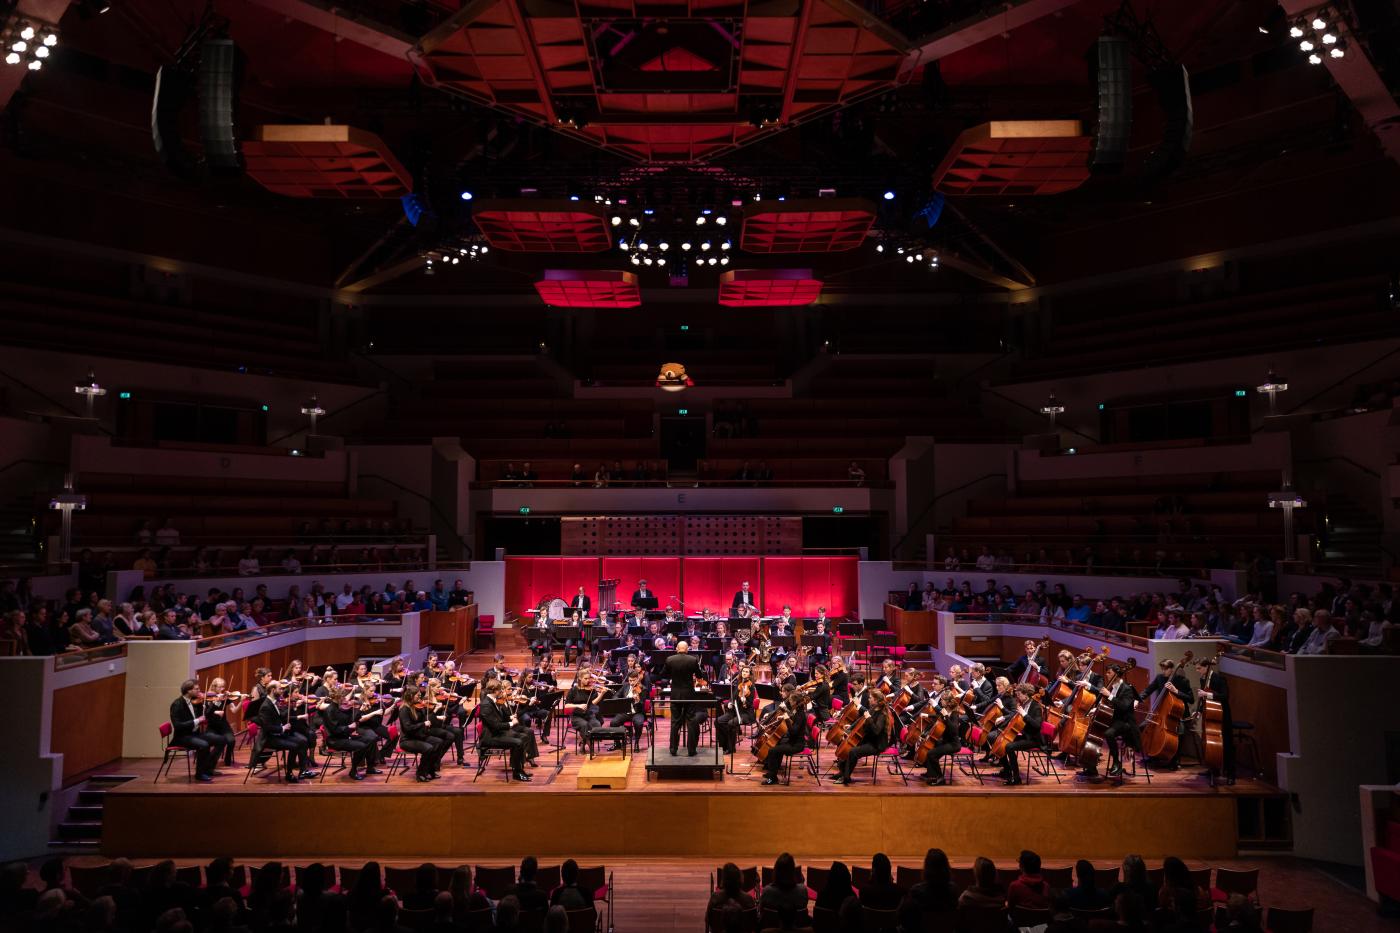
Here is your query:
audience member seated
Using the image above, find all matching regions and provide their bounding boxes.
[508,857,550,914]
[957,857,1005,910]
[813,861,855,913]
[1007,850,1052,911]
[758,852,808,929]
[708,862,757,921]
[549,860,593,910]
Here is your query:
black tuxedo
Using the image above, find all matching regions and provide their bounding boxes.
[1100,680,1141,770]
[967,678,997,713]
[631,588,657,609]
[323,704,376,771]
[479,697,526,772]
[664,652,704,754]
[731,590,756,609]
[256,697,310,777]
[571,594,591,614]
[169,696,227,777]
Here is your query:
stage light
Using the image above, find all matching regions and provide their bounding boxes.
[459,191,474,202]
[1308,52,1322,64]
[638,241,648,251]
[906,255,915,263]
[876,244,883,253]
[707,257,717,266]
[657,258,666,267]
[681,242,692,251]
[643,208,654,215]
[719,256,729,266]
[11,41,25,52]
[1322,32,1337,44]
[630,255,640,265]
[34,45,48,58]
[619,241,629,250]
[451,256,460,265]
[643,256,653,265]
[702,208,712,215]
[1299,39,1314,50]
[1330,47,1344,58]
[4,52,16,65]
[696,216,706,225]
[659,242,669,251]
[628,218,640,227]
[569,195,580,201]
[883,190,895,200]
[20,25,34,39]
[611,215,622,225]
[479,246,488,254]
[700,241,711,251]
[721,240,731,250]
[1311,16,1326,29]
[715,216,727,226]
[1289,24,1304,37]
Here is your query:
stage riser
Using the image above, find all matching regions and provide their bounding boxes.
[103,792,1237,861]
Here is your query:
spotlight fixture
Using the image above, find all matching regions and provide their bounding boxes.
[876,244,884,253]
[721,241,731,250]
[628,218,640,227]
[659,242,669,251]
[1311,15,1326,29]
[715,216,727,226]
[681,242,692,251]
[1330,46,1344,58]
[657,258,666,267]
[700,241,711,251]
[1322,32,1337,44]
[696,216,707,226]
[611,215,622,225]
[460,191,473,201]
[638,242,648,252]
[2,18,57,70]
[883,190,895,201]
[1289,24,1304,37]
[1309,52,1323,64]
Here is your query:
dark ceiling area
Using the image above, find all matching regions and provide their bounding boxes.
[0,0,1398,301]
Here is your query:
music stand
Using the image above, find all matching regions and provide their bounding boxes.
[838,622,864,638]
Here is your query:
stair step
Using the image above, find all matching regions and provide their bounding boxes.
[77,789,108,805]
[48,840,101,850]
[57,821,103,840]
[87,774,139,785]
[67,805,104,820]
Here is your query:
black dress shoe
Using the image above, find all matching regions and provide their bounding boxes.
[366,767,383,775]
[761,776,779,785]
[285,775,300,784]
[513,771,532,782]
[195,773,213,783]
[349,771,365,781]
[832,775,850,785]
[417,774,433,783]
[925,777,945,787]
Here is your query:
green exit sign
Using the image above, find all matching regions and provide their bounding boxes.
[1235,389,1247,397]
[118,391,131,400]
[832,506,844,514]
[518,507,531,515]
[678,408,689,416]
[679,325,690,331]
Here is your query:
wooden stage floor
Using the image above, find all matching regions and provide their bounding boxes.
[100,750,1280,863]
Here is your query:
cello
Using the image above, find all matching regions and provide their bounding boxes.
[1140,651,1193,760]
[754,682,818,761]
[1196,656,1225,775]
[1056,646,1113,758]
[989,687,1045,760]
[1018,639,1051,686]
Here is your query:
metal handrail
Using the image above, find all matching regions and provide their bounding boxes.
[194,614,405,653]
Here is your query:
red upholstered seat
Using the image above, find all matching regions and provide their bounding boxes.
[1373,820,1400,902]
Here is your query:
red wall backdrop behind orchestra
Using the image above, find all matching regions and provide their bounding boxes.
[504,556,858,617]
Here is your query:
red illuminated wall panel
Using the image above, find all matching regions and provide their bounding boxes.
[682,556,763,615]
[718,269,822,307]
[601,557,683,611]
[535,270,641,308]
[474,200,613,252]
[739,199,876,253]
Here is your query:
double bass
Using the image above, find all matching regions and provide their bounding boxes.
[1140,651,1194,760]
[1018,639,1051,686]
[1196,656,1225,774]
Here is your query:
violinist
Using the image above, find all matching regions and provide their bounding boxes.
[772,657,796,689]
[716,666,757,753]
[609,669,648,749]
[382,658,408,696]
[807,664,833,722]
[480,681,532,781]
[994,684,1044,786]
[566,669,605,745]
[1141,659,1194,770]
[1193,658,1234,783]
[832,687,892,786]
[528,657,558,743]
[758,684,807,785]
[256,683,316,782]
[397,686,447,782]
[828,655,850,706]
[1100,663,1140,778]
[170,679,226,782]
[425,681,464,767]
[284,678,321,772]
[203,677,240,768]
[483,654,515,687]
[921,691,965,786]
[286,659,320,692]
[350,661,395,755]
[323,688,379,780]
[1008,640,1045,684]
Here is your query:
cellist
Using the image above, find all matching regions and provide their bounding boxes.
[758,683,808,786]
[1140,658,1194,770]
[832,688,892,786]
[992,683,1043,786]
[1099,663,1140,778]
[1007,640,1045,684]
[921,691,964,786]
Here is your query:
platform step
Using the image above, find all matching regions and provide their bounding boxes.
[48,840,101,850]
[87,774,139,785]
[77,789,108,805]
[576,758,631,790]
[67,805,104,820]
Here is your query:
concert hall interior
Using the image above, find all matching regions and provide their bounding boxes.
[3,0,1400,930]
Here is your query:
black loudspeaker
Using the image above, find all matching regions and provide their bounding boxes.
[1091,36,1132,173]
[198,38,244,174]
[1142,63,1193,180]
[151,64,192,174]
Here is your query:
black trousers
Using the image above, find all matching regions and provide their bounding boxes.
[609,711,646,745]
[327,736,372,771]
[511,723,539,760]
[399,736,444,776]
[1003,737,1038,781]
[363,720,395,757]
[572,711,601,743]
[921,741,960,779]
[837,742,881,780]
[430,724,463,763]
[1104,722,1140,768]
[179,732,230,776]
[263,733,310,775]
[291,720,318,766]
[761,735,807,778]
[670,701,701,755]
[715,713,750,753]
[481,734,525,772]
[206,719,236,765]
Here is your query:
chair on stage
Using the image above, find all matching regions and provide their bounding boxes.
[783,715,823,787]
[473,615,497,652]
[382,723,422,783]
[155,721,196,783]
[471,719,515,783]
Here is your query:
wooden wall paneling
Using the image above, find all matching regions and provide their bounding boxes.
[52,673,126,783]
[1222,675,1289,781]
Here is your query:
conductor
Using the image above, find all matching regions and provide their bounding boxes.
[664,640,703,757]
